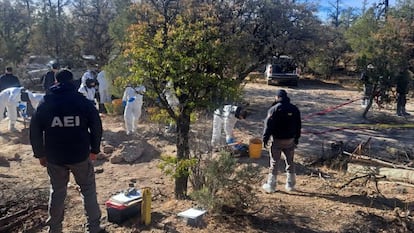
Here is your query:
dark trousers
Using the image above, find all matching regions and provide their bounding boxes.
[396,93,407,115]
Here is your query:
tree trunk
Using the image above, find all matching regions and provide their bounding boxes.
[347,163,414,184]
[174,110,191,199]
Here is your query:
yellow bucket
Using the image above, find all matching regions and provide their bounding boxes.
[249,138,262,159]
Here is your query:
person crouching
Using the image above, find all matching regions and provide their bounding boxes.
[210,105,247,148]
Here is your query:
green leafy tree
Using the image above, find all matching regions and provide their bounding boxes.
[124,0,240,199]
[117,0,324,198]
[393,0,414,19]
[28,0,76,62]
[346,8,414,118]
[248,0,322,69]
[308,27,351,78]
[71,0,116,63]
[105,0,137,89]
[0,0,32,65]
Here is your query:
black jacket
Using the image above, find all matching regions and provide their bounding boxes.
[263,97,301,144]
[396,70,410,94]
[30,82,102,165]
[42,71,57,93]
[0,73,21,92]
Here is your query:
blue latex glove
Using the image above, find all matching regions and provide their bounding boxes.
[226,138,235,144]
[18,103,26,110]
[122,101,127,107]
[128,97,136,103]
[234,143,245,150]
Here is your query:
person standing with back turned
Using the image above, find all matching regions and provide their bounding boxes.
[396,68,411,116]
[262,89,301,193]
[0,66,21,92]
[42,62,60,94]
[29,69,105,233]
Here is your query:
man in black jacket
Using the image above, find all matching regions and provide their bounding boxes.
[262,89,301,193]
[42,62,60,94]
[0,67,21,118]
[30,69,105,233]
[396,68,411,116]
[0,66,21,92]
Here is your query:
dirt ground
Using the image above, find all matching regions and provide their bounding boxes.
[1,79,414,233]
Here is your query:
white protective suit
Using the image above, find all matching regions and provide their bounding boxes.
[78,83,96,101]
[123,85,146,135]
[163,81,179,133]
[164,81,179,108]
[0,87,44,131]
[97,70,111,104]
[211,105,240,147]
[78,70,97,103]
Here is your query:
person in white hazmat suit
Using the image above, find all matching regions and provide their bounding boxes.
[210,105,247,148]
[0,87,44,131]
[163,81,179,133]
[96,70,110,113]
[78,69,98,106]
[122,85,146,135]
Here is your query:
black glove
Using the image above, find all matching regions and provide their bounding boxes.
[263,137,269,148]
[294,138,299,145]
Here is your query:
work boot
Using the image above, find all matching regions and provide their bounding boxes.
[285,173,296,191]
[262,174,276,193]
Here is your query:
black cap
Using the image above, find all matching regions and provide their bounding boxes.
[51,63,60,69]
[55,69,73,83]
[276,89,287,97]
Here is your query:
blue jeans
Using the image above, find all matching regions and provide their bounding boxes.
[46,159,101,233]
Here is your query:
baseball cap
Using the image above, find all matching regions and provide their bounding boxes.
[51,63,60,69]
[55,69,73,83]
[276,89,288,97]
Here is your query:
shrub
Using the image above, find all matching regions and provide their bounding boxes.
[190,151,263,213]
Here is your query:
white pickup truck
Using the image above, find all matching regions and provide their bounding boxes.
[264,56,299,86]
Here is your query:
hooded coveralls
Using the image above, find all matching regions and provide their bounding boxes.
[0,87,22,130]
[96,70,110,104]
[123,85,146,135]
[211,105,241,147]
[78,70,97,104]
[0,87,44,131]
[163,81,179,132]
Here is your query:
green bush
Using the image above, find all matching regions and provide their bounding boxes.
[308,56,332,78]
[190,151,263,213]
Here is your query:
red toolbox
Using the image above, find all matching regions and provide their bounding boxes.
[105,191,142,224]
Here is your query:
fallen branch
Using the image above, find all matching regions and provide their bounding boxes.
[352,137,372,155]
[0,205,47,232]
[378,181,414,188]
[338,173,386,190]
[347,163,414,184]
[343,151,414,171]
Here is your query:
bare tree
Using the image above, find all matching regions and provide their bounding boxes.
[29,0,72,59]
[71,0,116,64]
[328,0,342,27]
